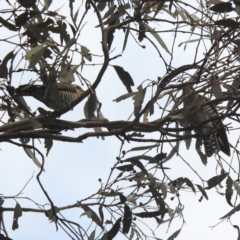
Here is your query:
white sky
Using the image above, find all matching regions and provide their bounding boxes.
[0,0,239,240]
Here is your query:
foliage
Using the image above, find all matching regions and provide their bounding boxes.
[1,0,240,239]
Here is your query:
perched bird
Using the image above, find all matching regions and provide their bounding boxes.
[15,82,84,110]
[183,86,230,157]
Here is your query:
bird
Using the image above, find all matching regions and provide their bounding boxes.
[15,82,84,110]
[183,86,230,157]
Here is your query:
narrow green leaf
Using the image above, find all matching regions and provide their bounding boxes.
[99,205,104,224]
[123,204,131,234]
[88,230,95,240]
[205,173,228,190]
[61,38,76,55]
[0,51,14,78]
[122,25,130,52]
[44,0,52,9]
[135,211,161,218]
[143,23,170,54]
[81,205,103,229]
[113,92,135,102]
[195,138,207,165]
[167,228,181,240]
[220,203,240,219]
[23,147,43,169]
[103,5,116,19]
[113,65,134,93]
[44,139,53,156]
[84,91,97,119]
[0,16,18,31]
[225,176,233,207]
[163,142,179,163]
[107,217,121,239]
[196,184,208,200]
[81,45,92,61]
[29,46,47,68]
[12,202,22,230]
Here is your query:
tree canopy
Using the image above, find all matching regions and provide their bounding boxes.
[1,0,240,239]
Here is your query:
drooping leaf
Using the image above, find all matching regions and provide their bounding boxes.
[122,204,132,234]
[211,84,222,99]
[0,51,14,78]
[28,46,47,68]
[23,147,43,169]
[232,180,240,196]
[113,65,134,93]
[44,0,52,9]
[81,45,92,61]
[142,23,170,54]
[153,1,165,18]
[138,23,146,42]
[167,228,181,240]
[158,198,166,220]
[59,64,75,83]
[99,205,104,224]
[233,225,240,240]
[195,138,207,165]
[107,217,121,240]
[176,177,196,193]
[44,138,53,156]
[163,142,179,163]
[184,130,192,149]
[225,176,233,207]
[102,5,116,19]
[107,19,117,50]
[59,21,70,45]
[61,38,76,55]
[129,228,134,240]
[133,85,146,116]
[118,193,126,204]
[88,230,95,240]
[84,91,97,119]
[158,182,168,199]
[130,159,148,176]
[122,25,130,52]
[196,184,208,200]
[148,184,166,219]
[81,205,103,229]
[12,202,22,230]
